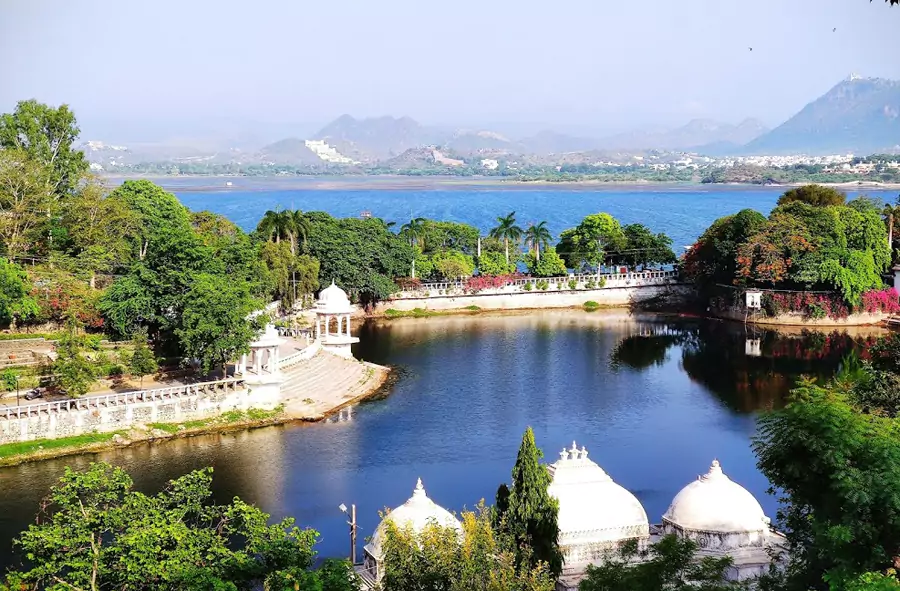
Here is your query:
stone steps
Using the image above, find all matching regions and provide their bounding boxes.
[278,351,377,418]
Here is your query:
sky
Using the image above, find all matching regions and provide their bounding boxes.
[2,0,900,143]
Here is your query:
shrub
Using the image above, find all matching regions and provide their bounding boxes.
[464,305,480,311]
[568,279,578,290]
[860,288,900,315]
[585,279,597,289]
[536,280,550,291]
[584,301,600,312]
[465,274,523,294]
[395,277,422,291]
[524,283,533,292]
[598,277,607,288]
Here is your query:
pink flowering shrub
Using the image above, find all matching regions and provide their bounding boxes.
[465,274,523,294]
[762,292,850,320]
[860,288,900,315]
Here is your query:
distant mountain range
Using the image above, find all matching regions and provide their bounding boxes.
[742,76,900,155]
[81,75,900,167]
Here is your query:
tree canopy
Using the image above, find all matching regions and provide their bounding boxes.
[556,213,626,271]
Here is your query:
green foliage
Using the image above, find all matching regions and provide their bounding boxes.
[556,213,626,271]
[490,211,524,264]
[777,184,846,207]
[0,369,17,392]
[583,301,600,311]
[525,247,568,277]
[578,535,745,591]
[3,462,321,590]
[610,224,677,268]
[421,220,480,255]
[432,249,475,279]
[0,99,88,198]
[260,240,320,308]
[304,212,413,306]
[0,258,38,326]
[753,382,900,590]
[494,427,563,578]
[0,148,55,260]
[568,279,578,290]
[52,321,97,397]
[0,432,123,461]
[127,327,158,387]
[477,250,518,276]
[524,221,553,261]
[827,570,900,591]
[681,209,767,288]
[380,502,555,591]
[176,273,260,375]
[535,279,550,291]
[110,179,193,260]
[523,282,533,291]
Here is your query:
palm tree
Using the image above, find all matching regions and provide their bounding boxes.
[400,217,427,278]
[256,209,293,244]
[524,221,552,262]
[489,211,524,264]
[287,210,311,255]
[884,199,900,254]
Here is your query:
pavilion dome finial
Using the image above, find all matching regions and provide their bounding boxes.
[316,281,352,314]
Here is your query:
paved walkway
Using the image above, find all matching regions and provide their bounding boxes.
[279,351,389,419]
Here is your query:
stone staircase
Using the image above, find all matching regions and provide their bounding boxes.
[279,351,387,419]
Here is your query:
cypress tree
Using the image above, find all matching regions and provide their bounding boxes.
[496,427,563,578]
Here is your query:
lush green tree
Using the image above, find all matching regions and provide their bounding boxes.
[0,99,88,198]
[477,251,518,276]
[525,247,567,277]
[304,212,413,306]
[556,213,626,272]
[127,327,158,388]
[490,211,524,264]
[0,258,38,327]
[268,559,362,591]
[420,220,480,255]
[753,381,900,590]
[609,224,677,268]
[176,273,260,375]
[524,221,553,262]
[432,249,475,279]
[61,177,138,287]
[52,321,97,397]
[827,570,900,591]
[110,180,193,260]
[681,209,767,288]
[260,240,320,308]
[494,427,563,578]
[257,209,293,244]
[578,535,744,591]
[777,184,846,208]
[380,502,555,591]
[399,217,428,250]
[0,148,54,260]
[2,462,321,591]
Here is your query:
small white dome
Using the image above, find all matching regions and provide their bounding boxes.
[317,280,352,314]
[368,478,462,559]
[663,460,770,534]
[250,323,283,348]
[548,442,649,545]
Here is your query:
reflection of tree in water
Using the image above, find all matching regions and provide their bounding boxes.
[680,323,878,413]
[610,326,693,371]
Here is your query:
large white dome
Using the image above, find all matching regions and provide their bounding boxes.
[367,478,462,559]
[663,460,770,534]
[547,442,649,546]
[317,280,351,314]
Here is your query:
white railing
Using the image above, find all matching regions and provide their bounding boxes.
[277,342,321,370]
[2,377,244,421]
[394,270,679,298]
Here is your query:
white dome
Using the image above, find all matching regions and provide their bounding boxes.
[250,323,283,348]
[368,478,462,559]
[663,460,770,534]
[317,280,351,314]
[547,442,649,545]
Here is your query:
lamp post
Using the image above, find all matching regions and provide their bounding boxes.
[339,503,358,565]
[15,375,19,407]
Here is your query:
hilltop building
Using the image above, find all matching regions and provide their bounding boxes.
[357,446,785,590]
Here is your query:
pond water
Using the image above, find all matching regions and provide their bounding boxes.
[0,311,884,570]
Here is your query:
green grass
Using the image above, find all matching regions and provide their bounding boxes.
[583,301,601,312]
[148,422,181,434]
[147,406,285,434]
[0,432,122,459]
[0,332,64,342]
[464,305,481,311]
[384,308,440,318]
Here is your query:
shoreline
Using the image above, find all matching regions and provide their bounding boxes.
[0,362,392,468]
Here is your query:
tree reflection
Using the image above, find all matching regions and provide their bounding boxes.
[610,326,692,371]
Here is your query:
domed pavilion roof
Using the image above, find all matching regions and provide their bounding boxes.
[663,460,771,534]
[547,442,649,545]
[367,478,462,560]
[317,280,352,314]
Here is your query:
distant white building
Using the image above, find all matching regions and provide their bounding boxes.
[481,158,499,170]
[89,162,104,172]
[305,140,357,164]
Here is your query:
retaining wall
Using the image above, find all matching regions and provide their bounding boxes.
[715,307,889,327]
[0,378,274,444]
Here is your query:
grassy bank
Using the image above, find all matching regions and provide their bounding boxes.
[383,306,481,319]
[0,406,287,467]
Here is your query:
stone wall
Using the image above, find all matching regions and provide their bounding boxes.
[375,284,692,313]
[715,306,888,327]
[0,379,276,445]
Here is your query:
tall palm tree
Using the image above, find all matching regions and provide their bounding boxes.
[884,199,900,254]
[287,210,311,255]
[524,221,552,262]
[399,217,427,278]
[489,211,524,264]
[256,209,293,244]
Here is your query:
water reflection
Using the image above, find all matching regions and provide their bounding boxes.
[0,311,888,572]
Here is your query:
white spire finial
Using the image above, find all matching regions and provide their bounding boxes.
[414,478,425,496]
[559,449,568,461]
[701,459,724,481]
[580,445,588,460]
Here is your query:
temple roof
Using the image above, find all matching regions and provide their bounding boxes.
[547,442,649,544]
[662,460,770,534]
[317,280,352,314]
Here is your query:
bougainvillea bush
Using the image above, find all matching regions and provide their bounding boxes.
[464,274,524,294]
[859,288,900,315]
[761,292,850,320]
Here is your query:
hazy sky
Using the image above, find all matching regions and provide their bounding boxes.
[2,0,900,141]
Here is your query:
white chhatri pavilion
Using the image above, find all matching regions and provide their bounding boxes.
[549,442,650,574]
[234,323,285,409]
[315,281,359,358]
[661,459,786,581]
[361,478,462,585]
